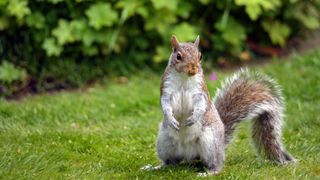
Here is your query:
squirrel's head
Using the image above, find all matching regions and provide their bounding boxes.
[169,35,202,76]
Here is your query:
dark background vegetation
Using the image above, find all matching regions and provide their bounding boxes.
[0,0,320,97]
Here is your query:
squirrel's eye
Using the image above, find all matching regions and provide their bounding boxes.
[177,53,182,60]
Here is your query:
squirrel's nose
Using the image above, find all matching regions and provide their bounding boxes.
[186,63,198,76]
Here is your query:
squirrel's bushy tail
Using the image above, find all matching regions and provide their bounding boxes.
[214,69,295,164]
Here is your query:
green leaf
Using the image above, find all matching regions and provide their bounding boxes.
[151,0,178,11]
[171,22,198,42]
[215,17,246,46]
[0,61,26,83]
[145,10,176,35]
[244,4,262,20]
[42,38,63,56]
[262,20,291,47]
[52,19,74,45]
[68,19,97,47]
[69,19,87,41]
[116,0,144,23]
[235,0,281,20]
[291,4,320,29]
[176,2,192,18]
[86,2,118,30]
[299,16,320,29]
[153,46,171,63]
[136,6,148,18]
[7,0,30,20]
[26,12,45,29]
[296,15,320,30]
[82,30,96,47]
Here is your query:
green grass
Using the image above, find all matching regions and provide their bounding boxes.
[1,50,320,179]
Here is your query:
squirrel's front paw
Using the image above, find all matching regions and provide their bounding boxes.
[185,116,196,127]
[168,118,180,131]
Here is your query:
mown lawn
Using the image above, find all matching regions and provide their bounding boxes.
[1,50,320,179]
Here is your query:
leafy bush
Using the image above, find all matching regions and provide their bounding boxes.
[0,0,319,96]
[0,61,27,96]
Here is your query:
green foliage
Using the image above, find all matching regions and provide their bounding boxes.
[52,20,75,45]
[26,12,45,29]
[0,61,27,96]
[42,38,62,56]
[116,1,148,23]
[0,0,319,96]
[235,0,281,20]
[284,2,320,30]
[7,0,30,20]
[154,46,171,63]
[214,17,246,53]
[151,0,178,11]
[0,61,26,83]
[171,23,198,42]
[86,3,118,30]
[262,20,291,47]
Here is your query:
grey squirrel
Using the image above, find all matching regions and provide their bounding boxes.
[156,35,295,175]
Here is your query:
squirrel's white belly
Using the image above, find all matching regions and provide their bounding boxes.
[168,91,203,160]
[171,91,193,122]
[161,72,204,160]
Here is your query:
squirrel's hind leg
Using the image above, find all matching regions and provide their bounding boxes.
[156,128,182,166]
[198,125,225,175]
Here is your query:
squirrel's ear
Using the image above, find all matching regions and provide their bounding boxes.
[194,35,200,47]
[171,35,180,49]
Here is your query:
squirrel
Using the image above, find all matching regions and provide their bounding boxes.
[156,35,295,175]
